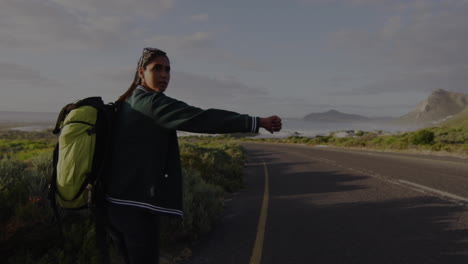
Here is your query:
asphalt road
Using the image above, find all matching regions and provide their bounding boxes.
[183,142,468,264]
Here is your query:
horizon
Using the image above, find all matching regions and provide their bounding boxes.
[0,87,465,121]
[0,108,412,120]
[2,1,468,118]
[0,108,419,121]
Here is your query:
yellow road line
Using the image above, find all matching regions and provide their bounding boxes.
[249,159,269,264]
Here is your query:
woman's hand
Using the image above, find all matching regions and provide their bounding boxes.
[260,116,282,134]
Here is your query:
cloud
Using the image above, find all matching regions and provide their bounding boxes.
[311,0,468,62]
[0,0,175,51]
[298,0,466,9]
[190,13,209,22]
[0,62,61,87]
[1,60,396,117]
[144,32,215,53]
[325,1,468,95]
[169,72,267,98]
[296,0,427,7]
[168,72,315,117]
[77,65,309,116]
[79,65,269,104]
[355,66,468,95]
[48,0,174,19]
[144,32,268,71]
[0,62,67,111]
[80,66,135,85]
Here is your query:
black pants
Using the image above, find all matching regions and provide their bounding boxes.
[107,203,161,264]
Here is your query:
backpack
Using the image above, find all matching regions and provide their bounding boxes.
[47,97,117,263]
[48,96,116,210]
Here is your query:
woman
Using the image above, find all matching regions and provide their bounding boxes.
[105,47,282,264]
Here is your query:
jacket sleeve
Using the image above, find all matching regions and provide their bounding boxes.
[135,92,261,134]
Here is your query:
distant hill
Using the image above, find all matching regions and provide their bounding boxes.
[303,110,369,122]
[400,89,468,124]
[440,108,468,128]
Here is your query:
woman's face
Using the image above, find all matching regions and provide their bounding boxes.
[139,56,171,92]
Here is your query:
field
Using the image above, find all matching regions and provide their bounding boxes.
[0,128,247,264]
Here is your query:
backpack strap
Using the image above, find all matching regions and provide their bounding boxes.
[48,143,64,237]
[53,104,71,135]
[87,100,117,198]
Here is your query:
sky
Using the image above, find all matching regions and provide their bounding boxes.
[1,0,468,119]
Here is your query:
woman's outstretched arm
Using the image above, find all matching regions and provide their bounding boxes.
[131,91,282,134]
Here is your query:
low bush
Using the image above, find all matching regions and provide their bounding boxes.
[180,142,245,192]
[0,158,29,224]
[355,130,365,137]
[311,135,332,144]
[161,168,225,242]
[0,138,55,160]
[410,129,435,145]
[283,136,312,144]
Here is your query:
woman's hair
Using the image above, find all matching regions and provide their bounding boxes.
[116,48,169,104]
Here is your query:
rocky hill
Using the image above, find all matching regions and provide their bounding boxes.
[440,107,468,128]
[303,109,369,122]
[400,89,468,124]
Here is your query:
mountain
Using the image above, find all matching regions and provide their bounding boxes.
[400,89,468,124]
[303,109,369,122]
[440,107,468,128]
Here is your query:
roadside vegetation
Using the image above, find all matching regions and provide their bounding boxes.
[0,130,247,264]
[187,126,468,158]
[2,122,466,263]
[311,127,468,156]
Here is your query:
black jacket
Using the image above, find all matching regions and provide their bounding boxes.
[105,85,260,217]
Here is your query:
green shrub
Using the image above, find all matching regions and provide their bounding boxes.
[284,136,311,144]
[370,136,384,145]
[443,145,452,152]
[0,152,53,227]
[382,136,398,145]
[361,132,377,141]
[0,129,55,141]
[161,168,225,242]
[431,143,444,151]
[161,141,246,243]
[0,158,29,223]
[6,211,109,264]
[0,139,54,160]
[21,151,53,200]
[410,129,435,145]
[312,135,332,144]
[180,142,245,192]
[331,137,350,145]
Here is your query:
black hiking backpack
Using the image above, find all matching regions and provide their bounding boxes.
[47,97,117,263]
[48,97,116,210]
